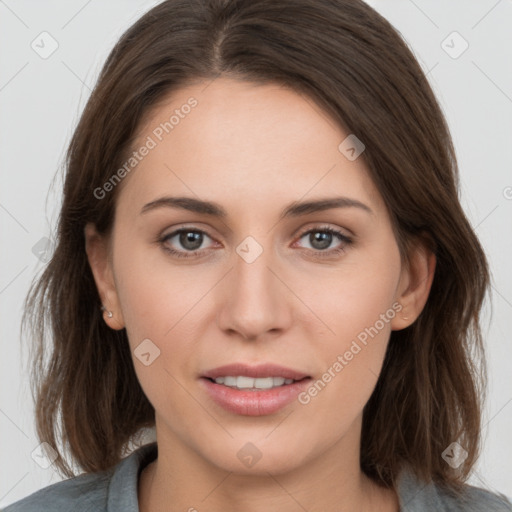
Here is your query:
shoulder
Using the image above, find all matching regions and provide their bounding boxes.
[1,470,112,512]
[434,483,512,512]
[1,442,158,512]
[397,467,512,511]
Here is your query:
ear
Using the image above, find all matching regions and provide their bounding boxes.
[390,235,436,331]
[84,222,125,330]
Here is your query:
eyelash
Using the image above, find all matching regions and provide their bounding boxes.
[158,225,353,260]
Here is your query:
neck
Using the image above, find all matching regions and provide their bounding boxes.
[138,415,399,512]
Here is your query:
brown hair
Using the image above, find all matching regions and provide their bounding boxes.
[23,0,489,491]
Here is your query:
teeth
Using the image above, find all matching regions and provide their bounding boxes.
[213,376,295,389]
[224,376,236,386]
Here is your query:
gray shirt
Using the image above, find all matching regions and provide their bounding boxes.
[3,442,511,511]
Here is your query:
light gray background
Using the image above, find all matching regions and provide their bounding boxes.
[1,0,511,507]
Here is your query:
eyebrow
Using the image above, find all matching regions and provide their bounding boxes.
[140,195,373,219]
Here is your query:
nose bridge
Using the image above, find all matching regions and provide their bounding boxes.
[235,235,274,290]
[217,233,291,339]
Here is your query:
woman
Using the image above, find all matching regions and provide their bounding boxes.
[5,0,511,510]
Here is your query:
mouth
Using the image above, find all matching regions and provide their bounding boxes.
[203,375,310,390]
[200,363,312,416]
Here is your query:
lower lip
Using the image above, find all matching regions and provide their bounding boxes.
[200,377,312,416]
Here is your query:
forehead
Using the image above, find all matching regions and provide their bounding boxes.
[115,77,384,218]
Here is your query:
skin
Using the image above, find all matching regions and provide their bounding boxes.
[85,77,435,512]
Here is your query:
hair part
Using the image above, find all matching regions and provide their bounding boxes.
[23,0,489,491]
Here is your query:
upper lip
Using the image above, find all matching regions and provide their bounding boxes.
[201,363,310,381]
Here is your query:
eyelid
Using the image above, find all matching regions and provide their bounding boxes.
[293,223,352,240]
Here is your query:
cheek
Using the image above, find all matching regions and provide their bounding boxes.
[111,242,206,392]
[113,236,211,341]
[297,242,401,426]
[113,258,205,424]
[306,235,401,342]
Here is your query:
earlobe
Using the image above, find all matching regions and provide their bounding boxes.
[391,237,436,331]
[84,222,125,330]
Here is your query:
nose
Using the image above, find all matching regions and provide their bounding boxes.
[216,239,293,341]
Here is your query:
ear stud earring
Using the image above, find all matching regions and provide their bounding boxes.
[101,305,113,318]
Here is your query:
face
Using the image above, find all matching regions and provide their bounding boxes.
[86,77,431,475]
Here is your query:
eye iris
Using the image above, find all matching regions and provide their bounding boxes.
[310,231,332,250]
[180,231,203,250]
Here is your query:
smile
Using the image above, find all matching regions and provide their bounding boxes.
[211,376,296,389]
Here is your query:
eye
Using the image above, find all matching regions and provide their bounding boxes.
[158,225,353,260]
[159,228,215,258]
[294,225,353,257]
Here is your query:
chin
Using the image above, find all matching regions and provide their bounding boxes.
[201,438,310,476]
